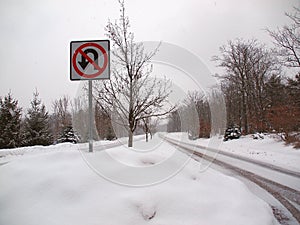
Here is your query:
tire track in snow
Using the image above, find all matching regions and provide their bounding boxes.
[163,136,300,225]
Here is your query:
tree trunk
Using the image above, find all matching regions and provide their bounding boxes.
[144,121,149,142]
[241,80,248,134]
[128,130,133,147]
[242,96,248,134]
[128,77,134,147]
[145,131,148,142]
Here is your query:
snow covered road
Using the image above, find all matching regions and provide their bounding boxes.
[164,136,300,191]
[163,134,300,225]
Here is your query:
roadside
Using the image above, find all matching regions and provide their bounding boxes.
[166,132,300,174]
[163,135,300,225]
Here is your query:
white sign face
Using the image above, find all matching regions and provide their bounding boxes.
[70,40,110,80]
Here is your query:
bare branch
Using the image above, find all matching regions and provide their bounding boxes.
[94,1,173,147]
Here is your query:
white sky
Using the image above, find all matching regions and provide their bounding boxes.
[0,0,299,112]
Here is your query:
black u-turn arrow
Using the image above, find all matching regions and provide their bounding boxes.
[78,48,99,70]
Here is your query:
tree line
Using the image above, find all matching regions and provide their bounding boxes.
[215,7,300,142]
[1,3,299,149]
[0,91,79,149]
[168,6,300,147]
[0,0,174,149]
[0,88,163,149]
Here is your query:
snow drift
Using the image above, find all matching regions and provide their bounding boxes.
[0,135,276,225]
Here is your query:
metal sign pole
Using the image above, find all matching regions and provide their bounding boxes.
[88,80,93,152]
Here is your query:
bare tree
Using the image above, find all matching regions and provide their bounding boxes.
[208,88,226,136]
[51,96,72,141]
[179,91,213,139]
[178,92,201,139]
[71,96,88,142]
[267,7,300,140]
[213,39,278,133]
[167,109,181,133]
[267,7,300,68]
[94,0,174,147]
[140,117,159,142]
[95,103,115,140]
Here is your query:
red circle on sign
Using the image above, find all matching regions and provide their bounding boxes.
[72,42,108,78]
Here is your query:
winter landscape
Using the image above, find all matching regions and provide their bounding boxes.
[1,0,300,224]
[0,133,299,225]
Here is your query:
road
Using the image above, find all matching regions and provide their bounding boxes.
[163,135,300,225]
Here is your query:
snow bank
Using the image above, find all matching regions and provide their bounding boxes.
[0,142,78,164]
[221,134,300,172]
[0,136,276,225]
[0,136,143,163]
[167,132,300,173]
[0,137,132,164]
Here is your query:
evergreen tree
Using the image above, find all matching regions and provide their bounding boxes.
[287,74,300,108]
[286,74,300,130]
[265,74,287,108]
[23,91,53,146]
[0,93,22,149]
[57,125,79,144]
[265,74,300,134]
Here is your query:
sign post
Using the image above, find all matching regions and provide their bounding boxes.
[70,40,110,152]
[88,80,93,152]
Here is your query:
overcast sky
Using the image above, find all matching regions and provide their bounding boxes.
[0,0,299,111]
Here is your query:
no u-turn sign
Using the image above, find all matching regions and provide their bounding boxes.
[70,40,110,80]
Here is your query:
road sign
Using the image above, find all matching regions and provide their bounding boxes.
[70,40,110,80]
[70,40,110,152]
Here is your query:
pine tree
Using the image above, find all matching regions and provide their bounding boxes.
[57,125,79,144]
[23,91,53,146]
[265,74,287,108]
[287,74,300,109]
[0,93,22,149]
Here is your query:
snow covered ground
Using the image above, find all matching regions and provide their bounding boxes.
[0,135,277,225]
[167,132,300,173]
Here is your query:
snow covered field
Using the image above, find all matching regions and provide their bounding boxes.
[0,135,277,225]
[167,132,300,173]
